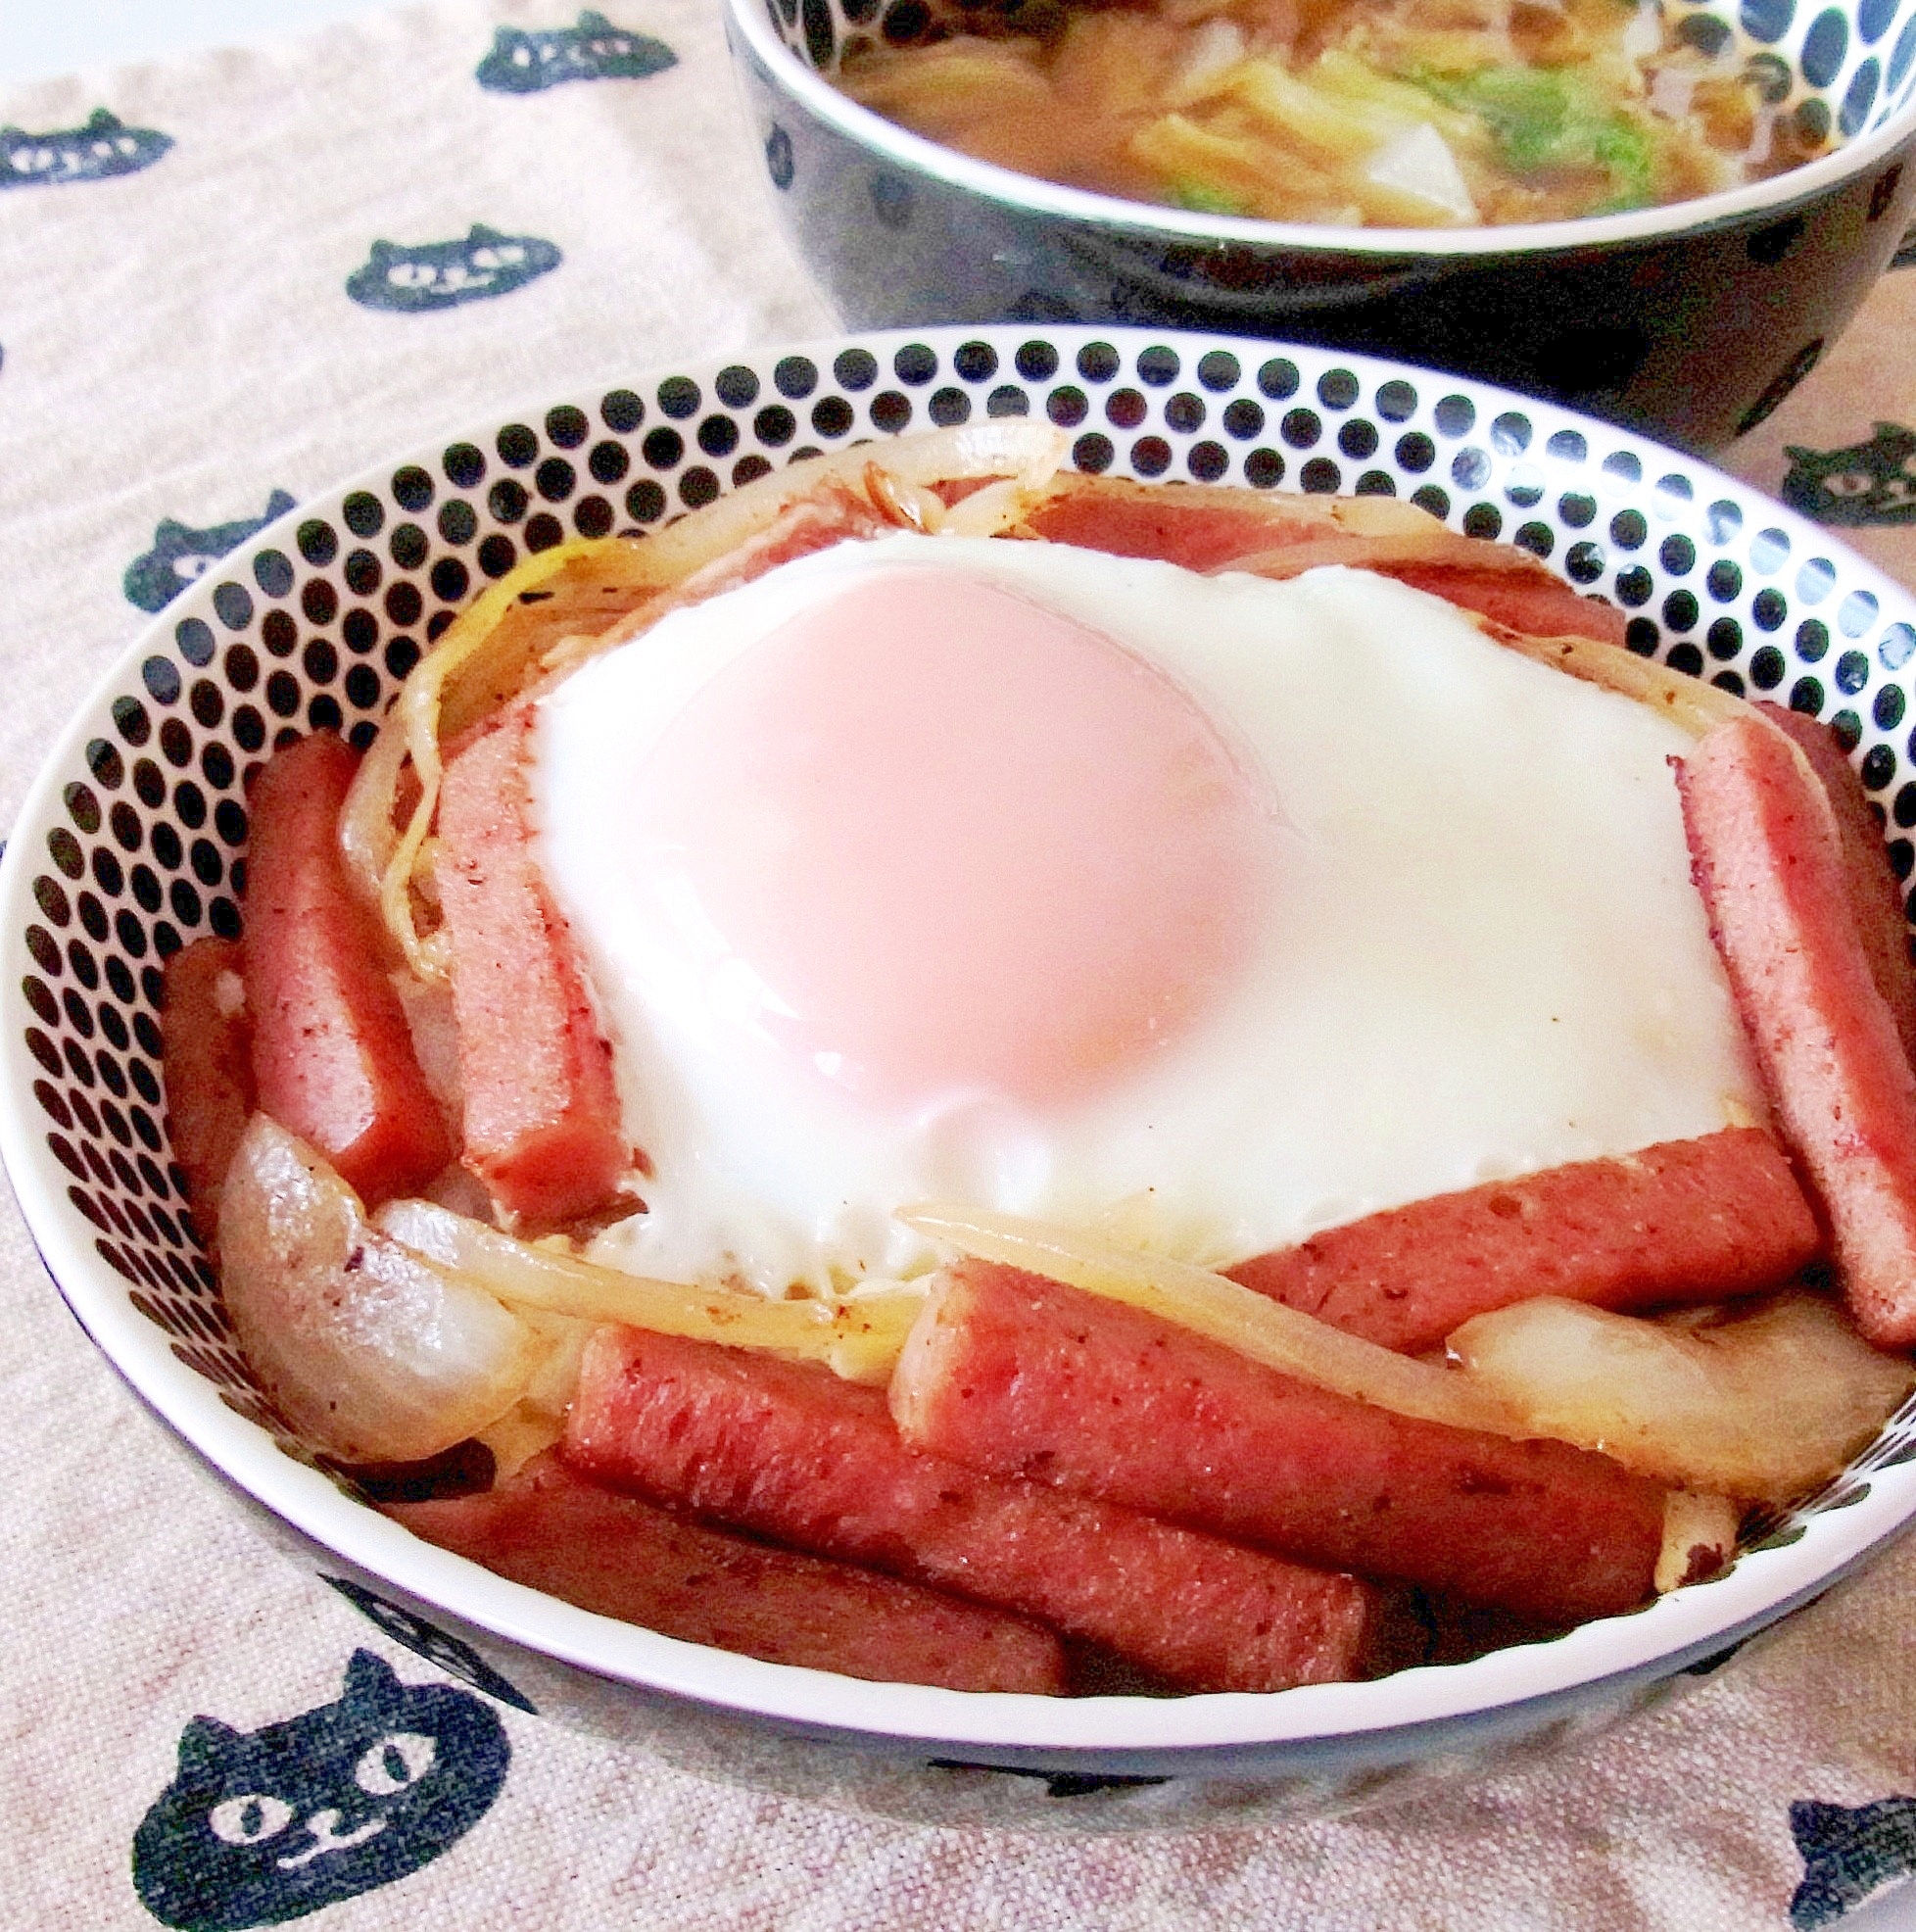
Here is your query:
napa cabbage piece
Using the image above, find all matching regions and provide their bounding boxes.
[1422,66,1655,208]
[218,1115,550,1463]
[1449,1293,1916,1503]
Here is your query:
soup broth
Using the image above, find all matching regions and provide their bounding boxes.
[837,0,1827,226]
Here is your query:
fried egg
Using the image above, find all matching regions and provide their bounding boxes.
[529,532,1761,1296]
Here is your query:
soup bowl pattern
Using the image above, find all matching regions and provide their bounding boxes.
[726,0,1916,451]
[7,327,1916,1830]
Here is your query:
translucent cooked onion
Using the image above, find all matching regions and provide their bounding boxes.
[596,420,1067,596]
[1449,1292,1916,1502]
[219,1115,549,1463]
[897,1202,1530,1435]
[1656,1490,1741,1593]
[374,1197,925,1383]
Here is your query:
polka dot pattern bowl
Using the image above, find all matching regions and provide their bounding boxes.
[725,0,1916,453]
[9,326,1916,1828]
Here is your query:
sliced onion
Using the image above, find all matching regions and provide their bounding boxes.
[374,1197,924,1379]
[897,1202,1530,1436]
[218,1115,548,1463]
[594,420,1068,596]
[1449,1292,1915,1502]
[1656,1490,1741,1593]
[476,1311,592,1479]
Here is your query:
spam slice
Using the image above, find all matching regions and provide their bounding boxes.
[1756,700,1916,1070]
[1227,1128,1820,1355]
[562,1325,1397,1695]
[1679,714,1916,1348]
[435,706,627,1228]
[1019,472,1627,645]
[242,732,449,1205]
[891,1261,1666,1625]
[160,937,254,1249]
[389,1451,1068,1694]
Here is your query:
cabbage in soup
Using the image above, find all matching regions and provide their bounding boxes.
[836,0,1827,226]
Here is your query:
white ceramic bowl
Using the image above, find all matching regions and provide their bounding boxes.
[8,324,1916,1830]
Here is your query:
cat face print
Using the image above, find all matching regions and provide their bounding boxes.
[476,10,677,92]
[0,108,171,188]
[1782,422,1916,526]
[124,491,297,613]
[346,225,561,313]
[132,1651,509,1930]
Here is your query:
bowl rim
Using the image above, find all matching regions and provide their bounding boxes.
[725,0,1916,261]
[10,321,1916,1765]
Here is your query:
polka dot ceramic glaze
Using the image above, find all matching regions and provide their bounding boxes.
[725,0,1916,452]
[9,328,1916,1830]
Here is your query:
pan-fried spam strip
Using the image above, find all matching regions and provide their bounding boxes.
[159,937,253,1250]
[1679,715,1916,1350]
[562,1323,1398,1694]
[243,733,449,1206]
[1225,1129,1821,1355]
[389,1450,1071,1693]
[433,704,627,1230]
[1757,700,1916,1069]
[888,1258,1668,1624]
[1016,472,1630,646]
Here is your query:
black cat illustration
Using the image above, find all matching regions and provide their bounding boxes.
[124,491,297,613]
[476,10,677,91]
[1790,1795,1916,1928]
[1782,422,1916,527]
[0,107,171,188]
[321,1576,537,1714]
[346,224,561,313]
[132,1650,510,1930]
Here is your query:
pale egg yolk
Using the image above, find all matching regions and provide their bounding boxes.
[622,567,1275,1114]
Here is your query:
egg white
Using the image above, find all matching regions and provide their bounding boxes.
[530,532,1762,1296]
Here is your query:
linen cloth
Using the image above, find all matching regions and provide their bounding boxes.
[6,3,1916,1924]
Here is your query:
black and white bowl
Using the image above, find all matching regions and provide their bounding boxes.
[7,326,1916,1830]
[726,0,1916,451]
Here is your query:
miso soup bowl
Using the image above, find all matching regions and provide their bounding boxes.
[11,327,1916,1831]
[726,0,1916,451]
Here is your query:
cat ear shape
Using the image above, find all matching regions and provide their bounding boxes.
[175,1716,246,1791]
[263,489,297,520]
[1790,1799,1857,1851]
[341,1648,407,1715]
[466,223,508,244]
[580,10,615,27]
[84,109,124,133]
